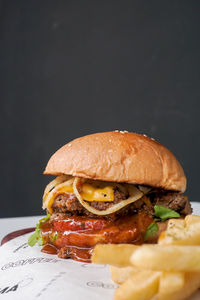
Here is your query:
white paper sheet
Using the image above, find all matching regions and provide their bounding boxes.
[0,233,200,300]
[0,233,116,299]
[0,201,200,300]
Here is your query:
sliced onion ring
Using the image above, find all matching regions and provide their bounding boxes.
[138,185,152,194]
[43,175,70,202]
[73,177,144,216]
[43,177,74,210]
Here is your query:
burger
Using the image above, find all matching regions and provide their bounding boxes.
[28,131,192,262]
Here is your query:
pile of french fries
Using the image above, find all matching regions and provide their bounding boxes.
[92,214,200,300]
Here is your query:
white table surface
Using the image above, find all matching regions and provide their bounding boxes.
[0,202,200,243]
[0,215,42,242]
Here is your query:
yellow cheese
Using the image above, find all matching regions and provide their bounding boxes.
[44,176,145,216]
[56,185,73,193]
[73,177,144,215]
[81,183,114,202]
[47,184,74,213]
[54,183,114,202]
[44,179,115,214]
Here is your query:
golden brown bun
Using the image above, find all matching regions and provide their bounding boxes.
[44,131,186,192]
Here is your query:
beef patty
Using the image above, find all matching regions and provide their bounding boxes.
[51,187,192,219]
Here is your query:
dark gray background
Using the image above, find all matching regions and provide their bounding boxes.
[1,1,200,217]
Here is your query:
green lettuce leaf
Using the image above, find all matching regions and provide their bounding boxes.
[154,205,180,221]
[28,214,50,247]
[144,222,159,241]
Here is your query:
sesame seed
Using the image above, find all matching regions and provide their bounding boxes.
[120,130,128,134]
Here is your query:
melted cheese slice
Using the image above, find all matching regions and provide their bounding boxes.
[43,178,116,213]
[43,176,145,216]
[43,178,74,213]
[73,177,144,216]
[80,183,114,202]
[57,185,74,194]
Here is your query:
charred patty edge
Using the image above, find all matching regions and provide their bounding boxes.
[50,188,192,220]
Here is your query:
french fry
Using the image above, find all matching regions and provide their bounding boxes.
[114,271,160,300]
[92,244,138,267]
[168,218,185,228]
[109,266,138,284]
[92,214,200,300]
[185,214,200,225]
[159,271,185,294]
[157,272,200,300]
[159,217,200,246]
[131,245,200,272]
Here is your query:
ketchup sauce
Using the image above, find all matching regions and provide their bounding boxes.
[1,214,153,263]
[41,244,58,255]
[40,213,153,263]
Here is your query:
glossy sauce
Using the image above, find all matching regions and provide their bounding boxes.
[41,243,93,262]
[64,246,92,263]
[40,213,153,263]
[1,228,35,245]
[42,244,58,255]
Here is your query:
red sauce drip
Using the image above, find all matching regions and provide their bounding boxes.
[40,212,153,263]
[41,244,92,262]
[1,228,35,245]
[58,246,93,263]
[42,244,58,255]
